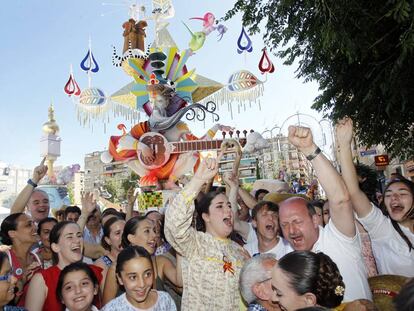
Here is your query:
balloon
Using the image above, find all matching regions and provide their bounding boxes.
[258,48,275,74]
[101,151,114,164]
[237,27,253,54]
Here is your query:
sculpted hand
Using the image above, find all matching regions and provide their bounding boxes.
[32,157,48,184]
[140,143,155,163]
[335,117,354,147]
[218,124,234,132]
[288,125,317,156]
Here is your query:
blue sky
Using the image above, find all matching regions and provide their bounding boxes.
[0,0,325,170]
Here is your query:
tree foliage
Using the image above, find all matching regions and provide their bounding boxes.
[225,0,414,158]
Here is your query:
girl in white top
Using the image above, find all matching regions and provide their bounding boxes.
[336,118,414,276]
[57,262,100,311]
[102,245,176,311]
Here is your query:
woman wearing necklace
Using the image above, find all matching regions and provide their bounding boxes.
[164,155,248,311]
[0,213,42,305]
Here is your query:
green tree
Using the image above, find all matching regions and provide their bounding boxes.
[121,172,140,194]
[225,0,414,158]
[103,179,122,203]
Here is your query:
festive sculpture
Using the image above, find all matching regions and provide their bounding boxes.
[122,18,148,53]
[102,38,237,189]
[102,75,231,189]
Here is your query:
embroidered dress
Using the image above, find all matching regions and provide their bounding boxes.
[164,189,246,311]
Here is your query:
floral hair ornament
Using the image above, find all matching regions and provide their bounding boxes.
[335,285,345,296]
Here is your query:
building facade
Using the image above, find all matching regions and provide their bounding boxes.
[0,162,32,208]
[257,136,314,184]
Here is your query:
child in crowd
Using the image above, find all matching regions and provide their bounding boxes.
[25,221,102,311]
[37,217,58,269]
[102,246,176,311]
[57,262,99,311]
[102,216,181,304]
[94,216,125,291]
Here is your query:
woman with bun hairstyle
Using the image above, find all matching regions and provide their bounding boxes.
[271,251,345,310]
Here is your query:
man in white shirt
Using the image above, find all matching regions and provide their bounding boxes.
[277,125,372,302]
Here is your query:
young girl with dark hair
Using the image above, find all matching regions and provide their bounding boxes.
[164,156,248,310]
[25,221,103,311]
[94,217,125,291]
[271,251,345,310]
[102,216,181,305]
[337,118,414,277]
[0,213,41,304]
[57,262,99,311]
[102,246,176,311]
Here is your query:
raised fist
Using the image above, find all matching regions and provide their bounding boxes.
[288,125,316,155]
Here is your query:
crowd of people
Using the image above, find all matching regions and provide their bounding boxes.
[0,119,413,311]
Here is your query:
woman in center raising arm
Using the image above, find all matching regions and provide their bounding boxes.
[164,155,248,311]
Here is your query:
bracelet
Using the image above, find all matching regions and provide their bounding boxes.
[27,179,38,188]
[305,147,321,161]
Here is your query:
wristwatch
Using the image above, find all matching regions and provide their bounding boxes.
[27,179,38,188]
[305,147,321,161]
